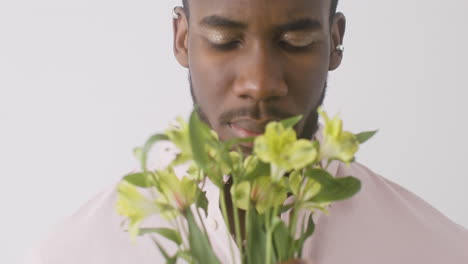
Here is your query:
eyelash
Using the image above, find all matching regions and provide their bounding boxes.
[279,41,314,52]
[210,41,242,51]
[210,40,315,52]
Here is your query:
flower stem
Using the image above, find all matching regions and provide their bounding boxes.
[297,213,308,258]
[265,230,273,264]
[232,191,244,262]
[245,202,252,264]
[289,202,299,238]
[220,189,236,264]
[265,206,279,264]
[195,177,211,246]
[195,207,212,247]
[265,207,272,264]
[176,216,189,249]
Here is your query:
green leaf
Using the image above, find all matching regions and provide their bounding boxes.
[186,210,221,264]
[188,111,212,173]
[176,250,194,263]
[140,133,169,170]
[217,143,234,174]
[314,176,360,202]
[150,237,177,264]
[196,190,209,216]
[296,214,315,257]
[280,115,303,129]
[246,207,267,264]
[139,228,182,246]
[188,110,226,187]
[305,169,361,203]
[123,172,153,188]
[280,203,294,214]
[133,147,143,163]
[288,170,302,196]
[272,217,292,261]
[170,153,192,167]
[143,133,170,154]
[355,130,378,144]
[244,158,270,181]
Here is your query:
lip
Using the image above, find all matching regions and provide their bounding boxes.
[230,123,264,138]
[226,114,287,150]
[228,118,273,148]
[228,124,258,149]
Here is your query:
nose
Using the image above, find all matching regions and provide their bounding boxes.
[232,44,288,101]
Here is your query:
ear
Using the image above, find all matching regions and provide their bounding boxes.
[173,7,189,68]
[328,12,346,71]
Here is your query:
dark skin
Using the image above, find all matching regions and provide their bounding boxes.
[173,0,345,149]
[172,0,345,260]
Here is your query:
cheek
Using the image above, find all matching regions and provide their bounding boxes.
[290,52,330,136]
[285,52,330,112]
[188,39,234,125]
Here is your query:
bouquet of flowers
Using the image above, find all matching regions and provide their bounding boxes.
[116,107,376,264]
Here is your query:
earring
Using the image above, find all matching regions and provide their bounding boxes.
[172,7,180,19]
[336,44,344,52]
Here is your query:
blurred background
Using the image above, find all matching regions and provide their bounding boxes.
[1,0,467,263]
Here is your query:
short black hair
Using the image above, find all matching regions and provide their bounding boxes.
[182,0,340,20]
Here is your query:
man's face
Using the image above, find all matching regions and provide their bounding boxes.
[173,0,345,151]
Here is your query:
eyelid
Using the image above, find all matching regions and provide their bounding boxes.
[282,32,316,47]
[206,30,228,44]
[210,41,241,51]
[204,29,241,45]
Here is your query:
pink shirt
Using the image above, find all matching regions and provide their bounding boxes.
[24,140,468,264]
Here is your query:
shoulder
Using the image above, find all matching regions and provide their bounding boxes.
[305,161,468,264]
[24,142,188,264]
[24,184,171,264]
[341,162,466,230]
[339,161,468,236]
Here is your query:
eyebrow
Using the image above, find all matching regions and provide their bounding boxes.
[200,15,247,29]
[277,18,322,32]
[199,15,322,32]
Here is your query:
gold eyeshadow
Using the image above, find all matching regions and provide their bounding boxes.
[282,32,316,47]
[204,29,239,45]
[201,28,317,49]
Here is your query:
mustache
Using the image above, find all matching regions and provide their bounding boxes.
[219,106,294,125]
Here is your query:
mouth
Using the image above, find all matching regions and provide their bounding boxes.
[228,119,271,148]
[230,123,263,138]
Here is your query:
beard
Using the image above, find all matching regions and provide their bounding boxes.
[188,72,327,141]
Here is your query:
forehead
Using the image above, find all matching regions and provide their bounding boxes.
[188,0,331,27]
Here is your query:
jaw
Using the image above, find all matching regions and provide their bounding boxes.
[188,71,327,149]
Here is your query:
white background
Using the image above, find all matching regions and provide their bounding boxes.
[1,0,467,263]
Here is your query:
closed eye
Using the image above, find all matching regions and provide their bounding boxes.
[210,40,242,51]
[279,32,319,52]
[279,40,317,52]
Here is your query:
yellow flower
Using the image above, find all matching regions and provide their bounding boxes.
[250,176,287,214]
[231,181,251,210]
[116,181,159,240]
[254,122,318,181]
[156,168,199,213]
[288,170,321,201]
[231,176,288,214]
[318,108,359,163]
[165,116,192,165]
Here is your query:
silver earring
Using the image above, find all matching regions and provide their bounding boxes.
[336,44,344,52]
[172,7,180,19]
